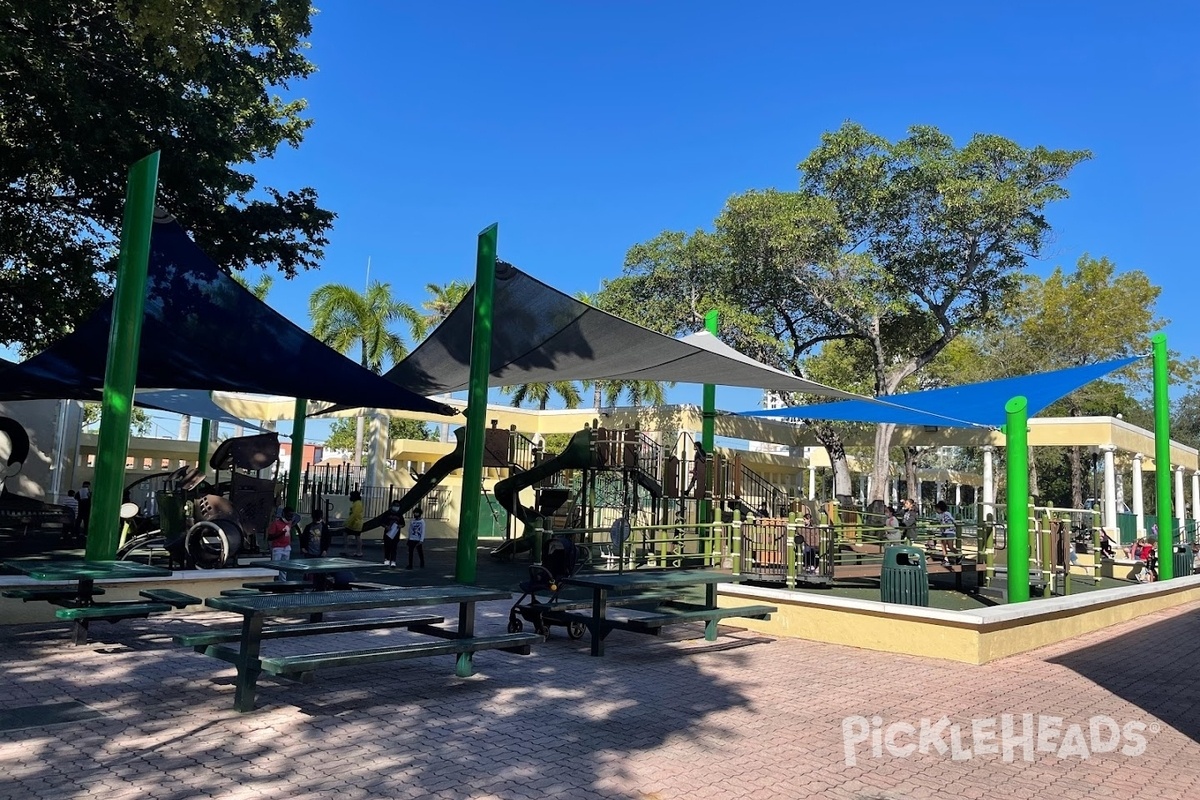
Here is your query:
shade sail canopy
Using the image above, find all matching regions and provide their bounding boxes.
[0,212,455,416]
[134,390,269,434]
[737,357,1143,428]
[375,265,859,399]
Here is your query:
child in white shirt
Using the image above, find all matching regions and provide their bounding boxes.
[406,507,426,569]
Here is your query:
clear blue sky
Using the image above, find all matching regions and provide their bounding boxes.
[45,1,1200,443]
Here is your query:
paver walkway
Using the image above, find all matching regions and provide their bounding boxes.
[1,595,1198,799]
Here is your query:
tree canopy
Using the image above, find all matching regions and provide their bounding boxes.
[0,0,333,353]
[602,122,1091,503]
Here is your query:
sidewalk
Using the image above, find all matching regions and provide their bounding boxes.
[1,586,1198,799]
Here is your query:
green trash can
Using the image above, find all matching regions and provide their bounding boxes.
[1173,544,1193,578]
[881,546,929,607]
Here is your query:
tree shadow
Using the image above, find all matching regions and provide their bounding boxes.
[1044,607,1200,743]
[0,600,762,799]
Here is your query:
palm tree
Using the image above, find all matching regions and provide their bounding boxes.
[422,280,470,332]
[232,272,275,300]
[501,381,583,411]
[309,281,425,464]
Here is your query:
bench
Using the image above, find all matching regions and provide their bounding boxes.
[517,591,683,638]
[243,581,312,593]
[3,586,106,603]
[220,588,263,597]
[348,582,395,591]
[173,613,447,650]
[138,589,202,609]
[622,603,777,634]
[55,602,174,645]
[256,632,542,682]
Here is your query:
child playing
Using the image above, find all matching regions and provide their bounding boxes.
[934,501,958,562]
[406,507,426,569]
[382,502,404,567]
[344,490,365,557]
[267,507,294,562]
[301,509,328,558]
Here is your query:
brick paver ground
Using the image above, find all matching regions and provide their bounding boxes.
[1,593,1197,799]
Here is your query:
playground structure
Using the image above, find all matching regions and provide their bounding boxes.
[117,432,280,569]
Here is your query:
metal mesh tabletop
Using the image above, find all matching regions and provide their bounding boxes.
[206,585,510,615]
[564,570,738,592]
[4,560,173,582]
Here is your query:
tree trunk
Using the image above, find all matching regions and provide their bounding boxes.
[593,383,603,409]
[870,423,896,504]
[1069,445,1084,508]
[1028,446,1040,500]
[810,421,853,505]
[905,447,920,502]
[178,414,191,441]
[353,414,365,465]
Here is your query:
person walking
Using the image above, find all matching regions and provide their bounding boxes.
[61,489,79,541]
[76,481,92,536]
[406,507,426,569]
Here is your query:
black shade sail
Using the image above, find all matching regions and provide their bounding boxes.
[372,264,859,399]
[0,212,455,416]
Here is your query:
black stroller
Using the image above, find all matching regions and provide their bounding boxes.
[507,534,588,639]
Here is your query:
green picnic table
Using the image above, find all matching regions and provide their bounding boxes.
[186,585,541,711]
[561,569,776,657]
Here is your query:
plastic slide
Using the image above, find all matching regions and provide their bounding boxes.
[490,429,595,558]
[361,427,466,532]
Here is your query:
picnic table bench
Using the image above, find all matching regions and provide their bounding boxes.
[561,570,776,657]
[2,560,183,644]
[180,585,540,711]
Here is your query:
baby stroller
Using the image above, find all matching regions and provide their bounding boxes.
[507,534,587,639]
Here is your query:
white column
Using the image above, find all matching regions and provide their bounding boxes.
[1102,445,1118,533]
[982,446,995,520]
[1131,453,1144,539]
[954,483,962,506]
[1175,465,1187,536]
[1192,472,1200,526]
[891,477,899,505]
[807,465,816,500]
[364,410,389,488]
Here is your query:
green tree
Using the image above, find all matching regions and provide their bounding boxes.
[232,272,276,301]
[325,417,432,456]
[309,281,425,463]
[422,280,470,331]
[82,403,152,436]
[966,254,1185,506]
[0,0,334,354]
[604,123,1090,504]
[500,381,583,411]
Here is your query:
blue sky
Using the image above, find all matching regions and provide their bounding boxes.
[52,1,1200,443]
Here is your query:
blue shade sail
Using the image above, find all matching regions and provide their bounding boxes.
[737,357,1143,428]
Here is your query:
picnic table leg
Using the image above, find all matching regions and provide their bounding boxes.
[233,614,265,712]
[455,600,476,677]
[704,583,719,641]
[590,587,608,657]
[77,578,96,607]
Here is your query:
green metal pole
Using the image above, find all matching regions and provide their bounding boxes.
[1005,396,1030,603]
[86,152,160,561]
[455,223,498,584]
[197,419,211,470]
[1153,333,1174,580]
[700,309,719,526]
[286,398,307,511]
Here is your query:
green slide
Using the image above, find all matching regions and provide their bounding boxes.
[489,428,594,558]
[362,427,466,531]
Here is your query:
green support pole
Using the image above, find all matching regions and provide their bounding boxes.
[86,152,160,561]
[1153,333,1174,580]
[700,309,719,526]
[1005,396,1031,603]
[197,419,211,470]
[455,223,499,584]
[286,398,308,512]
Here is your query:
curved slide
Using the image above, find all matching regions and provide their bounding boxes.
[362,427,466,532]
[490,428,594,558]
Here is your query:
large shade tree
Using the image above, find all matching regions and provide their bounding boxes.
[604,123,1090,506]
[0,0,334,354]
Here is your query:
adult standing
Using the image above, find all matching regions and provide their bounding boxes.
[76,481,92,537]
